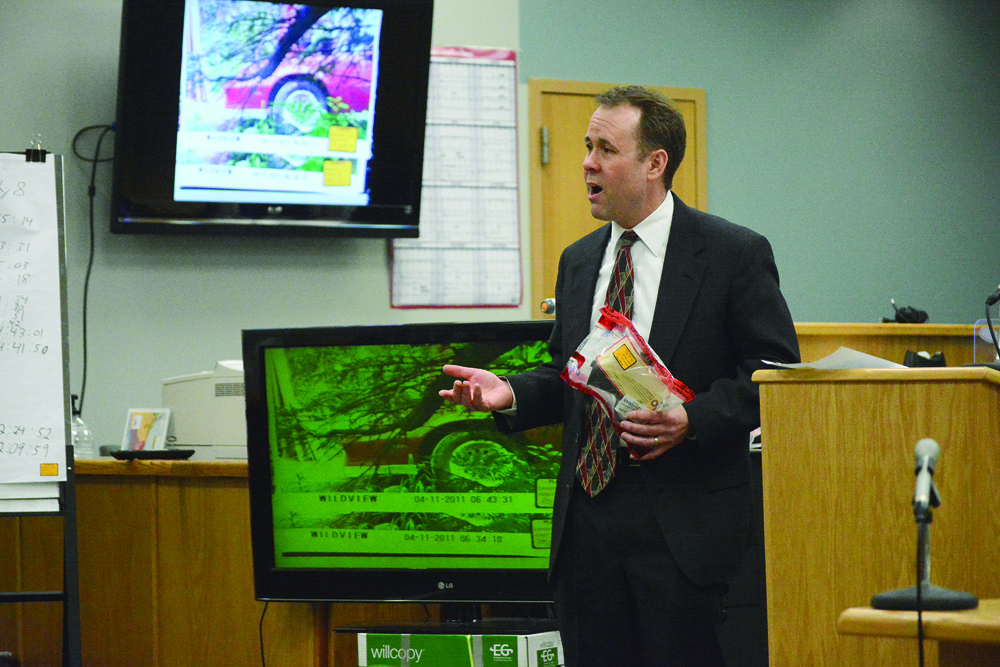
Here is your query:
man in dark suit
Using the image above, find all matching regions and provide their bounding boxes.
[441,85,799,666]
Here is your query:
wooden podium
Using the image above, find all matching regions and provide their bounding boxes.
[754,367,1000,667]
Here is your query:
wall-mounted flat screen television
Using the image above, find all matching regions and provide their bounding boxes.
[112,0,433,237]
[242,321,562,603]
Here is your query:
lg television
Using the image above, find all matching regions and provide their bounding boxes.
[111,0,433,237]
[242,321,562,604]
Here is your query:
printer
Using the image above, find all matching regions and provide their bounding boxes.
[161,360,247,459]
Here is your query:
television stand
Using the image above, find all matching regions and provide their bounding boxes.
[440,601,483,624]
[438,601,552,625]
[336,614,558,636]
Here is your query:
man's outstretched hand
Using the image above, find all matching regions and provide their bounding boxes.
[439,364,514,412]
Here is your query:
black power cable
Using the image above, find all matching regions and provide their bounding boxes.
[70,124,114,415]
[916,527,925,667]
[985,305,1000,363]
[259,600,269,667]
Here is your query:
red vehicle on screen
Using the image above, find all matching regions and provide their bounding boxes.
[222,38,375,134]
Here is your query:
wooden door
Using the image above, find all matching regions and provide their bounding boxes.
[527,79,707,317]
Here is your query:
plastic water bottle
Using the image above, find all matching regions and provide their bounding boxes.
[71,394,96,459]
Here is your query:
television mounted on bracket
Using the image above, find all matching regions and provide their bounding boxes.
[111,0,433,237]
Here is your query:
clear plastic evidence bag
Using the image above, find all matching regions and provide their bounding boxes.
[560,307,694,435]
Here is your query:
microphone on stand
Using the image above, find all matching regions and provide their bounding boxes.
[871,439,978,612]
[966,286,1000,368]
[986,285,1000,362]
[912,438,939,520]
[985,284,1000,307]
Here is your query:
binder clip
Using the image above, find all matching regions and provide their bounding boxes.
[25,134,47,163]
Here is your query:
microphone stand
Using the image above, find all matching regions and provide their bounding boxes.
[872,480,978,611]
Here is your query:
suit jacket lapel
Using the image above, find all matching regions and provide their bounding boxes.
[562,225,611,345]
[649,195,707,366]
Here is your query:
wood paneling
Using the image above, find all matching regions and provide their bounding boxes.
[77,475,158,667]
[2,462,433,667]
[1,514,64,667]
[0,518,18,655]
[1,466,317,667]
[795,323,978,367]
[756,367,1000,666]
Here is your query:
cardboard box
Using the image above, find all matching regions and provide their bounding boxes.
[358,630,563,667]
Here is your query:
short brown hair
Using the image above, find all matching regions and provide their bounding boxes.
[595,85,686,190]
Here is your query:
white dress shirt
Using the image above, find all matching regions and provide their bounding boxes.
[589,193,674,340]
[501,194,674,416]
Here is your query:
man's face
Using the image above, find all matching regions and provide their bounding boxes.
[583,104,656,229]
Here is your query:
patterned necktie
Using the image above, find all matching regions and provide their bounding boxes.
[577,230,637,496]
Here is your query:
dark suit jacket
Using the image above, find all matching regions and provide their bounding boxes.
[498,194,799,587]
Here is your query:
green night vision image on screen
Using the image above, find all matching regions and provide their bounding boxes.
[264,339,562,571]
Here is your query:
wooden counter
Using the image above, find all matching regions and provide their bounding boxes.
[839,599,1000,667]
[75,458,251,477]
[794,323,979,366]
[839,598,1000,644]
[2,460,429,667]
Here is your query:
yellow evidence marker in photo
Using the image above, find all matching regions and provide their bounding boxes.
[323,160,353,187]
[328,125,359,153]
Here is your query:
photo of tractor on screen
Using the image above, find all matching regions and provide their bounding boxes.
[264,340,562,571]
[175,0,381,207]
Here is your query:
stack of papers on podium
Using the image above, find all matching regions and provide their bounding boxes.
[764,347,905,370]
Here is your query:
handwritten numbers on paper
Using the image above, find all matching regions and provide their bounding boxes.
[1,178,44,353]
[0,214,34,228]
[0,179,28,200]
[0,178,35,229]
[0,422,53,459]
[0,154,68,483]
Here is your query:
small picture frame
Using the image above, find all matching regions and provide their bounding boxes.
[121,409,171,451]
